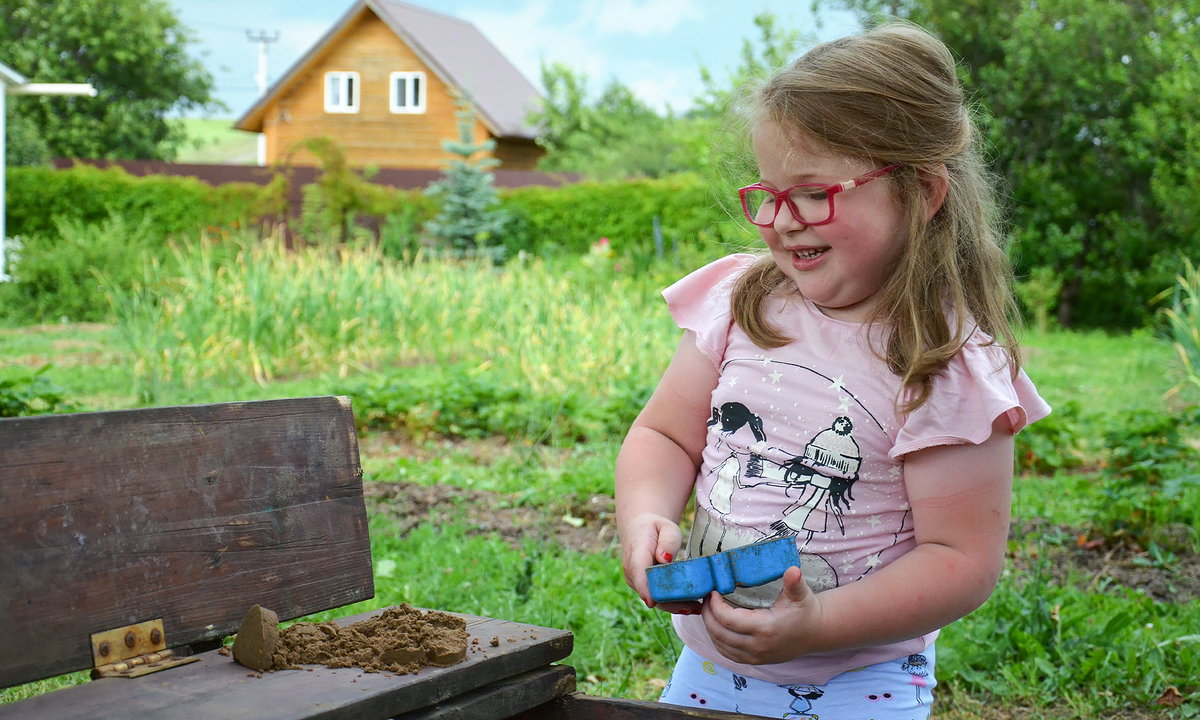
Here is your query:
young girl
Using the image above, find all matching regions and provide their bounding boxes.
[615,22,1051,720]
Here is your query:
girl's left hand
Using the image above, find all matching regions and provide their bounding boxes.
[700,566,824,665]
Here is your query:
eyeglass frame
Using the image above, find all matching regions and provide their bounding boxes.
[737,163,902,228]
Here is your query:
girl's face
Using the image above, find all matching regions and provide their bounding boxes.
[751,121,907,323]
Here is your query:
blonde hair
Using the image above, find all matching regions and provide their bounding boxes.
[731,21,1021,414]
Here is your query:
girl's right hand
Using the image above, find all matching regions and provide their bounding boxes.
[620,513,685,608]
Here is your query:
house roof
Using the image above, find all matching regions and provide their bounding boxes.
[235,0,541,140]
[0,61,28,87]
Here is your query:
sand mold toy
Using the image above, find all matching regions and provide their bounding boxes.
[646,536,801,603]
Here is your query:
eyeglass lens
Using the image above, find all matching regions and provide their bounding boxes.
[742,186,832,226]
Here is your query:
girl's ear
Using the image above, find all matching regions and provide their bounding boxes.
[921,165,949,221]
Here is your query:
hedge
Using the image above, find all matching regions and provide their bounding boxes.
[5,165,269,241]
[5,165,742,257]
[499,173,741,256]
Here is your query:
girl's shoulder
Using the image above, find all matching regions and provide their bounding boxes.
[662,254,758,367]
[663,254,756,303]
[890,330,1052,458]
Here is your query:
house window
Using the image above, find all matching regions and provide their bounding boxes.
[390,71,426,114]
[325,71,359,113]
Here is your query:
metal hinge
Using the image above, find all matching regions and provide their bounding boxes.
[90,619,201,679]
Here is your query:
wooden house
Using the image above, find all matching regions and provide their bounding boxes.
[235,0,544,171]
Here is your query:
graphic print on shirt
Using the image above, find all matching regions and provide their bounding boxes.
[741,415,862,549]
[682,357,903,608]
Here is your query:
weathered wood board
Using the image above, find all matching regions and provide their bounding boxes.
[0,611,573,720]
[0,397,373,689]
[399,665,576,720]
[514,694,780,720]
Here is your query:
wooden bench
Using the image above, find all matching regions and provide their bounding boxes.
[0,397,762,720]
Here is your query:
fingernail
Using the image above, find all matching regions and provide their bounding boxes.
[663,552,673,562]
[644,597,652,608]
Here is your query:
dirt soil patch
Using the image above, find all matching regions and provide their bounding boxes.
[365,479,618,555]
[1010,520,1200,604]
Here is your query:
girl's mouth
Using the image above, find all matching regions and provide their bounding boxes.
[793,248,828,260]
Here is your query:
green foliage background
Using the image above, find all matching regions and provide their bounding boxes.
[0,0,218,161]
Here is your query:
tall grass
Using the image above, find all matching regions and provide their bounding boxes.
[1157,257,1200,400]
[106,233,696,401]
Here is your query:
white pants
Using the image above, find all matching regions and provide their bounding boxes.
[660,645,936,719]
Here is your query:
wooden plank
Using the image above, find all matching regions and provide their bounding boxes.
[0,611,573,720]
[513,694,780,720]
[0,397,373,690]
[396,665,576,720]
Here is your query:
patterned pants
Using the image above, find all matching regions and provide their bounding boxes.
[660,645,936,720]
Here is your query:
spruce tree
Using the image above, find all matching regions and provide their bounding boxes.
[424,93,508,258]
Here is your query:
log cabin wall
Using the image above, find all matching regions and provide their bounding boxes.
[261,8,542,171]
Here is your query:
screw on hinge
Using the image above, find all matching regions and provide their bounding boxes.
[150,628,163,645]
[125,631,136,648]
[99,641,111,657]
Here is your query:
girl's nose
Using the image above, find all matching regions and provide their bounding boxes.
[773,205,807,234]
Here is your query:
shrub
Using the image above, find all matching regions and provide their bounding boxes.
[499,174,744,258]
[0,365,76,417]
[0,215,165,323]
[5,164,266,241]
[1015,401,1084,473]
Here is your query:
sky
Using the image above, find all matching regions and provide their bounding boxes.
[169,0,861,120]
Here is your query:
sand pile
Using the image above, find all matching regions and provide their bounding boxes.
[231,603,468,675]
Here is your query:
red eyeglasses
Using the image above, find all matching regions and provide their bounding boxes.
[738,164,901,227]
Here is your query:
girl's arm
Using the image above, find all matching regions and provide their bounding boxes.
[616,330,719,608]
[699,414,1015,664]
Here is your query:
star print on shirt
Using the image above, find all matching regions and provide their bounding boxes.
[866,515,882,527]
[838,396,853,411]
[865,553,883,569]
[840,560,856,574]
[769,370,783,384]
[889,465,902,477]
[828,375,847,392]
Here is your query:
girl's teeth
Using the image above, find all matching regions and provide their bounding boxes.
[796,249,824,260]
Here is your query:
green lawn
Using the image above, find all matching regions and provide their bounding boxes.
[2,298,1198,716]
[174,117,258,164]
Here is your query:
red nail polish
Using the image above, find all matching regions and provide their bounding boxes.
[644,597,652,608]
[663,552,673,562]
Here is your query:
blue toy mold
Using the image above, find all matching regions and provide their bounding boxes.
[646,536,801,603]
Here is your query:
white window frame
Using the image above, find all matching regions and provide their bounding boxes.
[389,71,426,114]
[324,71,360,114]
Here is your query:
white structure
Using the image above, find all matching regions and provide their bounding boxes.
[246,30,279,167]
[0,61,97,281]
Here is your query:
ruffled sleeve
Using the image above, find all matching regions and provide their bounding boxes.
[661,254,753,367]
[889,334,1052,459]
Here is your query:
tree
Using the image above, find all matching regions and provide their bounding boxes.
[424,94,509,257]
[0,0,218,160]
[821,0,1200,328]
[528,62,698,179]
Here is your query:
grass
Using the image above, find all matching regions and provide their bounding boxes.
[174,117,258,165]
[2,246,1198,716]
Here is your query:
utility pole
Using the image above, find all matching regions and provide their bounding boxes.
[246,30,280,167]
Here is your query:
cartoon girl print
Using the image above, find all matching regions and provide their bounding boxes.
[781,684,824,719]
[709,401,766,451]
[741,416,861,548]
[902,653,930,705]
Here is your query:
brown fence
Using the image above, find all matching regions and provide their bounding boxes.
[50,158,579,190]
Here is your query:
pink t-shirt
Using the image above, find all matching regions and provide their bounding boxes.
[663,254,1051,685]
